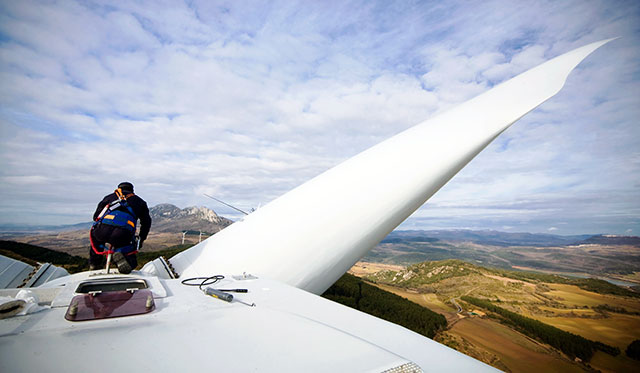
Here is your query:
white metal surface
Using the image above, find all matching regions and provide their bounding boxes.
[0,254,33,288]
[168,39,613,295]
[0,254,69,289]
[0,271,496,372]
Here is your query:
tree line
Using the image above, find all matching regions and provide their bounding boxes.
[491,269,639,298]
[1,240,87,273]
[323,273,447,338]
[461,296,620,361]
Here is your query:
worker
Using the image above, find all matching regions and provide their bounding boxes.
[89,182,152,273]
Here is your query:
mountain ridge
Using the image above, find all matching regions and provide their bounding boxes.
[385,229,598,247]
[0,204,234,235]
[149,203,233,233]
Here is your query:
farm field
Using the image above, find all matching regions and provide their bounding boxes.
[543,283,640,312]
[590,350,640,373]
[449,318,585,373]
[348,262,404,277]
[373,283,457,320]
[355,260,640,372]
[371,281,593,371]
[536,312,640,350]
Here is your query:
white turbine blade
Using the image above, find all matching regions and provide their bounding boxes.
[166,39,614,294]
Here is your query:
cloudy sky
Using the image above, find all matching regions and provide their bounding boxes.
[0,0,638,235]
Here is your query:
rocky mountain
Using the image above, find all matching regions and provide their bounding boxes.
[149,204,234,233]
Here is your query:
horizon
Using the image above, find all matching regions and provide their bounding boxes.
[0,1,638,236]
[1,201,634,239]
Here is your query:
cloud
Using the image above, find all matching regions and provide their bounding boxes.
[0,0,638,236]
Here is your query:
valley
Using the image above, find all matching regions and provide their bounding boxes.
[350,260,640,372]
[364,230,640,290]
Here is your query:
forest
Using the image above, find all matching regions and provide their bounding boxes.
[322,273,447,338]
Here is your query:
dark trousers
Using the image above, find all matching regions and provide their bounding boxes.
[89,225,138,269]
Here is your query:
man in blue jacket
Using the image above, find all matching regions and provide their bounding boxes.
[89,182,152,273]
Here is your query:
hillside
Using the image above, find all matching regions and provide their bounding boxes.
[365,230,640,280]
[355,259,640,372]
[365,259,639,298]
[322,273,447,338]
[0,240,87,273]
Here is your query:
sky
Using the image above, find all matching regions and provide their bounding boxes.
[0,0,638,235]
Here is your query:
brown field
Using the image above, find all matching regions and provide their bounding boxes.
[499,282,640,371]
[450,317,585,373]
[530,282,640,350]
[484,274,528,284]
[373,283,456,316]
[535,305,601,318]
[590,350,640,373]
[544,283,640,313]
[359,263,640,372]
[348,261,404,277]
[368,281,627,372]
[535,313,640,350]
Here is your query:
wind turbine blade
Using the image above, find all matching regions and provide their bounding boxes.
[166,39,613,294]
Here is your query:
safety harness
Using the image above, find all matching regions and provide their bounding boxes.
[90,188,139,256]
[95,188,137,231]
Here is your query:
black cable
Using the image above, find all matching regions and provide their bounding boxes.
[180,275,225,291]
[181,275,249,294]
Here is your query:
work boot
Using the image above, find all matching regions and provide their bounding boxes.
[113,252,132,274]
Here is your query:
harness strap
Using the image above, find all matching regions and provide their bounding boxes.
[115,188,135,200]
[94,190,137,228]
[89,228,139,256]
[89,230,113,255]
[115,189,136,220]
[90,189,139,257]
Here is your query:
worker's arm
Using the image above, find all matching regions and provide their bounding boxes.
[136,199,152,243]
